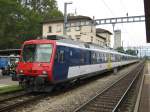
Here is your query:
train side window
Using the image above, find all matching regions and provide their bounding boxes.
[100,53,103,63]
[91,52,96,64]
[119,55,121,61]
[107,53,110,62]
[117,55,119,61]
[102,53,104,62]
[54,52,58,61]
[80,51,85,64]
[60,50,64,63]
[56,50,64,63]
[95,52,97,64]
[54,50,59,62]
[70,51,73,56]
[115,55,117,62]
[96,52,98,64]
[85,51,90,64]
[104,53,107,62]
[103,53,105,63]
[110,54,112,61]
[91,52,94,64]
[124,56,125,60]
[121,55,123,61]
[98,53,101,63]
[112,54,115,62]
[106,53,108,61]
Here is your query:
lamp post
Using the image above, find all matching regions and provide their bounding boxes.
[63,2,72,35]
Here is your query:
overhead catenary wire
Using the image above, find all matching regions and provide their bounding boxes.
[101,0,116,17]
[119,0,127,14]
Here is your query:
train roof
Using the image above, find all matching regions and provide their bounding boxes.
[24,35,137,58]
[56,38,137,57]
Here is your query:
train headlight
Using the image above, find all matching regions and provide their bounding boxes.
[20,70,23,73]
[42,71,47,75]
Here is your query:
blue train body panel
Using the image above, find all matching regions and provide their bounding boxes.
[52,43,138,83]
[0,58,9,69]
[53,45,92,81]
[53,46,69,81]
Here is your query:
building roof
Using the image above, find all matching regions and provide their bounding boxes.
[96,28,112,35]
[96,34,106,40]
[42,15,93,24]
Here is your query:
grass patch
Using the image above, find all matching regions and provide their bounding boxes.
[0,85,23,94]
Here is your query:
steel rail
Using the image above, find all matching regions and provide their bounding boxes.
[73,61,144,112]
[0,91,28,103]
[112,63,144,112]
[0,92,47,112]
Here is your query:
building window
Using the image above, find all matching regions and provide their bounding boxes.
[97,40,100,45]
[56,24,61,32]
[68,35,72,39]
[100,41,103,46]
[81,21,85,26]
[60,50,64,63]
[67,27,71,32]
[91,36,93,42]
[76,26,81,31]
[76,35,81,40]
[76,22,81,31]
[86,21,90,25]
[48,26,52,33]
[91,23,93,33]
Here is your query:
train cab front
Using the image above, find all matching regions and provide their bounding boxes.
[16,40,56,92]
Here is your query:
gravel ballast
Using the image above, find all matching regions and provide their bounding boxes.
[15,63,139,112]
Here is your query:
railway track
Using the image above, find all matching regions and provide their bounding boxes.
[73,61,144,112]
[0,91,47,112]
[0,91,28,103]
[0,62,142,112]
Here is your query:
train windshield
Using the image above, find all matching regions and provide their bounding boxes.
[22,44,53,63]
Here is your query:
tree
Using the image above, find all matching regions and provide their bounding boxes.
[19,0,63,18]
[0,0,63,49]
[116,47,125,53]
[0,0,24,48]
[126,49,138,56]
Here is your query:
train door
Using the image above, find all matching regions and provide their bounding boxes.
[53,46,69,81]
[107,53,112,69]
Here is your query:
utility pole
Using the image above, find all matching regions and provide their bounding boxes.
[63,2,72,35]
[112,23,115,49]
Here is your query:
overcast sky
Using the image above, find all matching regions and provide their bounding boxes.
[56,0,149,47]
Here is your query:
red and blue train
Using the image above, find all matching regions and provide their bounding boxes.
[16,35,139,92]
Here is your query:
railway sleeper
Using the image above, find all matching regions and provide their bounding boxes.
[98,96,121,101]
[95,99,118,104]
[101,92,125,97]
[81,107,112,112]
[88,103,115,109]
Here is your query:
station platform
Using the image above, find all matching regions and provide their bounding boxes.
[0,76,18,88]
[137,74,150,112]
[0,70,18,88]
[134,62,150,112]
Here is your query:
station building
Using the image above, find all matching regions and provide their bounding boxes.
[42,15,112,47]
[96,28,112,47]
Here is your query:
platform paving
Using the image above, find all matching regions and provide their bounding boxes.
[138,74,150,112]
[136,61,150,112]
[0,70,18,88]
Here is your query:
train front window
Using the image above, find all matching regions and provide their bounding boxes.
[22,44,53,63]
